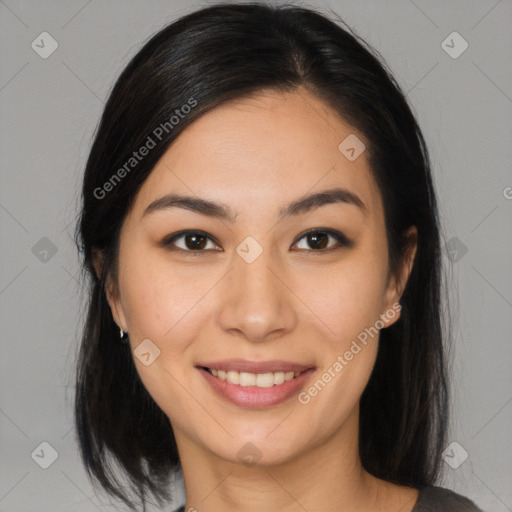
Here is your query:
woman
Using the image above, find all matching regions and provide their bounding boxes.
[74,2,484,511]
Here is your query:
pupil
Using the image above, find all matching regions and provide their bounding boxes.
[309,232,327,249]
[186,233,206,250]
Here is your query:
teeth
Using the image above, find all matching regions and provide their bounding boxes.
[239,372,256,386]
[207,368,302,387]
[226,370,239,384]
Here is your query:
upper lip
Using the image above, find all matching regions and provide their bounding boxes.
[197,359,315,374]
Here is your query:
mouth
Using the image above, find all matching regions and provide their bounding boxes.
[200,366,306,388]
[196,360,316,408]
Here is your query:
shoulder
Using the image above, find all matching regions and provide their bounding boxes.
[413,485,484,512]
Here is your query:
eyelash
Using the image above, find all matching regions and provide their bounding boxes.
[161,228,353,256]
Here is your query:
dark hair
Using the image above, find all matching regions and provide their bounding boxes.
[74,2,449,510]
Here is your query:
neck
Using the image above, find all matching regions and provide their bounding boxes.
[172,407,409,512]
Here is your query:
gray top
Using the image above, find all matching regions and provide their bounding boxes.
[411,485,484,511]
[172,484,484,511]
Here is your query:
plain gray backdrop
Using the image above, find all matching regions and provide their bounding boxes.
[1,0,511,511]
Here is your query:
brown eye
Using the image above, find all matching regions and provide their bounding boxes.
[293,229,353,252]
[162,231,219,253]
[162,228,353,256]
[182,233,208,250]
[306,232,329,249]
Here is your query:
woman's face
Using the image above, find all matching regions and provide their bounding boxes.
[105,87,416,467]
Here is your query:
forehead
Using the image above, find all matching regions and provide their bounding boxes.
[131,87,382,222]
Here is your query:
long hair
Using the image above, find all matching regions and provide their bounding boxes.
[74,2,449,509]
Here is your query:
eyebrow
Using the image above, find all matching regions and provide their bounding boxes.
[142,187,367,222]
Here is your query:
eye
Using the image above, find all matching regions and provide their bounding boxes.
[292,228,353,253]
[161,228,353,255]
[161,230,220,254]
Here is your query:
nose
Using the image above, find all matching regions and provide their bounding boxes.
[217,241,298,343]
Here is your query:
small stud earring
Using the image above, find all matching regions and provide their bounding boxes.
[120,329,128,342]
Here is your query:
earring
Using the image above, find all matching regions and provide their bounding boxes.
[119,329,129,342]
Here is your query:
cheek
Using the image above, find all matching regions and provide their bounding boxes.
[301,252,389,344]
[118,248,225,360]
[293,259,386,431]
[117,253,210,419]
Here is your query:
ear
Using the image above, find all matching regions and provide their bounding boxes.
[92,248,128,332]
[380,225,417,328]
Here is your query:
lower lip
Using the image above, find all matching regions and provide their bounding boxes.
[198,367,315,408]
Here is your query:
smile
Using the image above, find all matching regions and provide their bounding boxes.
[203,367,303,388]
[196,361,316,408]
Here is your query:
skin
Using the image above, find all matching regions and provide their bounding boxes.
[99,86,419,511]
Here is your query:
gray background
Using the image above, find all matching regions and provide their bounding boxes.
[1,0,511,511]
